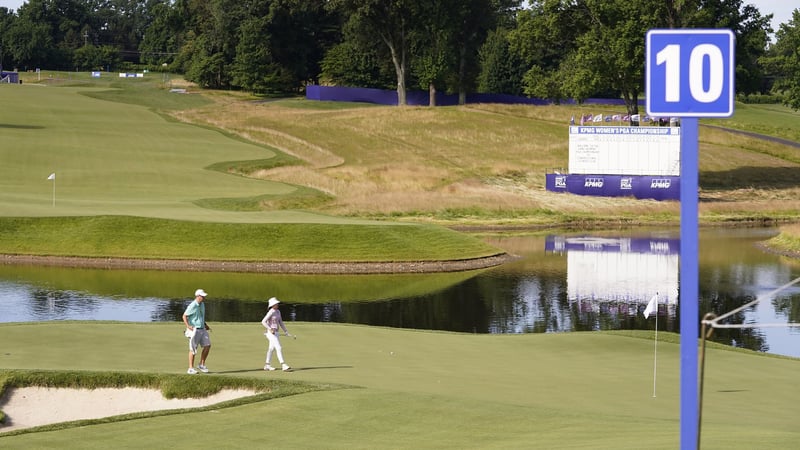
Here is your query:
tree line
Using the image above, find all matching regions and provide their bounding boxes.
[1,0,799,112]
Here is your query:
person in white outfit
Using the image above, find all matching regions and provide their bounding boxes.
[261,297,292,371]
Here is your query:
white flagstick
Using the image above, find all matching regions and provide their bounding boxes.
[643,293,659,397]
[47,172,56,207]
[652,295,658,398]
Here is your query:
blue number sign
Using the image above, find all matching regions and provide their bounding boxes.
[646,29,734,450]
[646,29,735,117]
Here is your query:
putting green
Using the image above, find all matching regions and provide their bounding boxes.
[0,84,362,224]
[1,322,798,448]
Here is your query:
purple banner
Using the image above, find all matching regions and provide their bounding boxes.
[306,85,636,107]
[1,71,19,83]
[545,174,679,200]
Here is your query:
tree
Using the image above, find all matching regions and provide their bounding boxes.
[762,9,800,109]
[231,16,291,94]
[0,8,14,71]
[332,0,416,105]
[449,0,520,103]
[265,0,342,89]
[6,0,92,69]
[73,44,121,70]
[477,28,524,95]
[176,0,243,89]
[321,39,396,89]
[139,0,186,68]
[411,0,454,106]
[687,0,772,95]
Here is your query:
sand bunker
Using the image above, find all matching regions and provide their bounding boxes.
[0,386,256,433]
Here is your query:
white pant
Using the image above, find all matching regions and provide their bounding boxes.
[265,330,285,365]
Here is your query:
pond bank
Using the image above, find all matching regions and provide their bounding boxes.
[0,253,516,274]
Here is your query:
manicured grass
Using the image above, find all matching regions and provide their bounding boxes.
[4,73,800,448]
[0,82,317,222]
[714,102,800,143]
[1,322,798,448]
[0,79,505,262]
[0,216,500,261]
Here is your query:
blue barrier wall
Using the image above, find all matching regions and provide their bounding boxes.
[306,85,635,107]
[546,174,679,200]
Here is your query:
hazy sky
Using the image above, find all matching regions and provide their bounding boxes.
[0,0,796,38]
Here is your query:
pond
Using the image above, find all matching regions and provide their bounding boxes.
[0,227,798,358]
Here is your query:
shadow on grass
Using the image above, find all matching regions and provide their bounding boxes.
[701,166,800,192]
[215,365,353,374]
[0,124,44,129]
[289,366,353,372]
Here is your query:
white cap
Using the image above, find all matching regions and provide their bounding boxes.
[195,289,208,297]
[268,297,280,308]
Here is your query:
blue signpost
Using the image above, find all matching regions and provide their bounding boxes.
[646,29,735,450]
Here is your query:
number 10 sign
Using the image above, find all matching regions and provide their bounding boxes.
[646,29,735,117]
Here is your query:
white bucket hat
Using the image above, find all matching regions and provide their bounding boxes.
[195,289,208,297]
[268,297,280,308]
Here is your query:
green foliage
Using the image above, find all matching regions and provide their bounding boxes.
[477,28,523,95]
[231,17,280,93]
[320,40,395,89]
[185,46,230,89]
[138,1,186,68]
[73,45,122,71]
[736,92,785,104]
[762,10,800,110]
[0,0,783,102]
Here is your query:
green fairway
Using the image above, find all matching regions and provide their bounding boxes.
[0,82,503,263]
[0,83,318,222]
[1,322,798,448]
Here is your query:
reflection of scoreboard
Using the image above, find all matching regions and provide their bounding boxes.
[545,236,679,304]
[546,126,681,200]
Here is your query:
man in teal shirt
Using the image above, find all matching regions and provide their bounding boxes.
[183,289,212,374]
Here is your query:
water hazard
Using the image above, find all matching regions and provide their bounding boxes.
[0,227,798,358]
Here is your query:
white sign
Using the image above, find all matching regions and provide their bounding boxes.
[568,126,681,176]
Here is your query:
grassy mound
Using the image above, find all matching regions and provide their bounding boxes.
[0,215,500,262]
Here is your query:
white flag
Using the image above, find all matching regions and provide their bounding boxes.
[643,294,658,319]
[47,173,55,180]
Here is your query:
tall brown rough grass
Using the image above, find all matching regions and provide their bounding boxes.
[170,95,800,226]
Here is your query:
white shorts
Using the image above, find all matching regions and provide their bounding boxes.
[188,328,211,354]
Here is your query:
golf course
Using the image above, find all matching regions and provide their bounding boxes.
[2,73,800,448]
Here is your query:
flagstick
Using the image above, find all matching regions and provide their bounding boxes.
[52,178,56,207]
[652,298,658,398]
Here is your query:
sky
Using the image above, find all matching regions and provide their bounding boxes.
[0,0,796,37]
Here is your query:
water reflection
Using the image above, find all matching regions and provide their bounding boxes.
[0,228,798,358]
